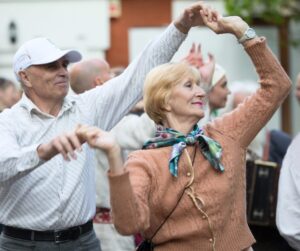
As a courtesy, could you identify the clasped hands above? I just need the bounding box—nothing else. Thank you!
[175,1,249,39]
[37,125,118,161]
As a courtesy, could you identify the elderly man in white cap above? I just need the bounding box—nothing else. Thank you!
[0,2,217,250]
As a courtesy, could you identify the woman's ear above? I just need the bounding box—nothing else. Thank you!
[163,104,171,112]
[163,99,171,112]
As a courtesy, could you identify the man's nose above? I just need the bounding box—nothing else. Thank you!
[58,65,68,76]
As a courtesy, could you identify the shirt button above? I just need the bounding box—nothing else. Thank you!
[209,238,213,242]
[186,172,191,177]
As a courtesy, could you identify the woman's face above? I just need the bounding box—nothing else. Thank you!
[208,76,230,110]
[165,76,206,124]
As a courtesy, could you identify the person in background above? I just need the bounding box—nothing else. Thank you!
[206,63,230,120]
[0,77,21,112]
[276,73,300,251]
[276,133,300,251]
[76,7,291,251]
[0,77,21,233]
[70,58,154,251]
[0,2,211,250]
[70,58,112,94]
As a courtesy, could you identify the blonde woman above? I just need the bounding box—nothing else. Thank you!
[76,6,291,251]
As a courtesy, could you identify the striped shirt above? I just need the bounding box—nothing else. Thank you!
[0,23,186,231]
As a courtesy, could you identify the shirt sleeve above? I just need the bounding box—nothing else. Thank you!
[77,23,187,131]
[210,37,291,149]
[276,134,300,251]
[111,113,155,150]
[0,118,45,182]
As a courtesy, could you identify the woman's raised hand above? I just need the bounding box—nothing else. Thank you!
[200,10,249,40]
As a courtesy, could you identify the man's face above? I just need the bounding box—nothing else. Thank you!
[23,57,69,102]
[296,74,300,104]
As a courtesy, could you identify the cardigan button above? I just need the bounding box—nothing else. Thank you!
[186,172,191,177]
[209,238,213,242]
[202,215,206,219]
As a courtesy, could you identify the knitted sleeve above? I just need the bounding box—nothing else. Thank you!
[211,37,291,149]
[108,150,154,235]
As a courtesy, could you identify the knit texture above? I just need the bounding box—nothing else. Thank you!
[109,37,291,251]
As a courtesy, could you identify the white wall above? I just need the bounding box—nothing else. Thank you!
[0,0,110,84]
[129,0,283,131]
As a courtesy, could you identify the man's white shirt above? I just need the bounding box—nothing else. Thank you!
[0,23,186,231]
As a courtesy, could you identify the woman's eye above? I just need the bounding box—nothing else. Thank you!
[184,82,192,88]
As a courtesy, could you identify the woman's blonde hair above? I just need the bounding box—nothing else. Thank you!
[144,62,200,125]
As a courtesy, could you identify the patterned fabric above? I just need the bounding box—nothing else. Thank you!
[93,208,112,224]
[143,124,224,176]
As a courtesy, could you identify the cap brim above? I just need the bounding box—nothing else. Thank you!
[31,49,82,66]
[62,49,82,63]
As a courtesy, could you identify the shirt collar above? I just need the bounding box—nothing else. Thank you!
[19,93,76,118]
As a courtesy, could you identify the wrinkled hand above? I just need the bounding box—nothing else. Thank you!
[75,124,119,155]
[175,1,219,33]
[37,130,84,161]
[200,12,249,39]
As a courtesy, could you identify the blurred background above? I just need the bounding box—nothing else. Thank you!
[0,1,299,250]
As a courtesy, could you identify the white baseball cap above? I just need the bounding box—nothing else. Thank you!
[13,37,82,80]
[212,64,226,87]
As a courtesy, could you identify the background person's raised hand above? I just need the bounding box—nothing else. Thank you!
[199,52,215,87]
[182,43,215,87]
[182,43,204,69]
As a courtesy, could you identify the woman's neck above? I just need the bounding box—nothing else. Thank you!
[163,117,196,135]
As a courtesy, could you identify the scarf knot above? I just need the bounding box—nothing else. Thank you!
[143,125,224,177]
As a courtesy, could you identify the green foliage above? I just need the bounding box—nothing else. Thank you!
[224,0,300,25]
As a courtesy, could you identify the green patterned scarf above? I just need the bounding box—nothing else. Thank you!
[143,124,224,177]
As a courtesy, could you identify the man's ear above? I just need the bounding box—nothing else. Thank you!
[94,77,104,87]
[19,70,32,88]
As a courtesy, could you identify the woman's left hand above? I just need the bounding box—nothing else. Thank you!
[200,11,249,40]
[76,124,120,155]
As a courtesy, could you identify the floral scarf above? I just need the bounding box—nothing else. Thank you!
[143,124,224,177]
